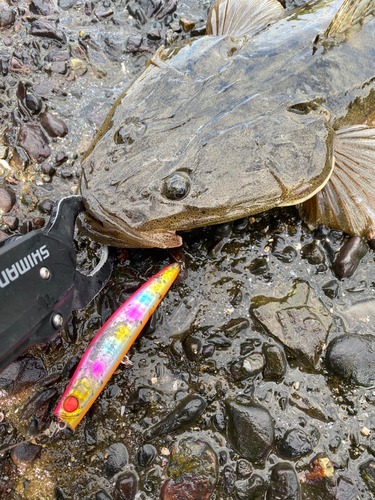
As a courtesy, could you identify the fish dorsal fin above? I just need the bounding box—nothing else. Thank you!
[299,125,375,238]
[206,0,284,39]
[323,0,375,43]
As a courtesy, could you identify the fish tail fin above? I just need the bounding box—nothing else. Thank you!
[299,125,375,238]
[206,0,284,39]
[322,0,375,44]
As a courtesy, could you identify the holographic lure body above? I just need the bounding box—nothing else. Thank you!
[54,262,179,429]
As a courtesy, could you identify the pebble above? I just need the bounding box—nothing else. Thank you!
[333,236,368,278]
[302,454,335,497]
[30,19,67,44]
[278,429,312,460]
[103,442,128,479]
[11,443,42,468]
[0,188,16,214]
[223,465,236,495]
[225,400,274,463]
[40,112,68,138]
[17,124,51,163]
[326,333,375,386]
[230,353,265,381]
[19,387,58,421]
[126,35,143,53]
[267,463,301,500]
[29,0,54,16]
[25,92,43,114]
[161,438,218,500]
[322,280,339,299]
[301,241,325,265]
[336,476,359,500]
[137,444,156,467]
[156,0,177,20]
[70,59,87,77]
[2,215,18,230]
[179,18,195,31]
[113,472,137,500]
[235,475,265,500]
[145,394,207,439]
[10,146,30,170]
[38,198,54,214]
[236,459,253,478]
[50,61,67,74]
[262,344,287,381]
[147,28,161,40]
[0,4,15,29]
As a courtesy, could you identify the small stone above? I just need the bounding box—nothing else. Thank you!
[235,475,265,500]
[179,18,195,31]
[262,344,287,381]
[0,4,15,29]
[326,333,375,387]
[147,28,161,40]
[183,336,202,361]
[0,356,45,397]
[50,61,67,74]
[41,162,56,176]
[55,151,68,165]
[267,463,301,500]
[156,0,176,19]
[137,444,156,467]
[336,477,359,500]
[10,146,29,170]
[62,356,80,379]
[25,92,42,114]
[58,0,77,10]
[70,59,87,77]
[30,0,54,16]
[30,19,67,44]
[278,429,312,460]
[225,400,274,463]
[360,460,375,493]
[333,236,368,278]
[113,472,137,500]
[2,215,18,230]
[20,388,58,422]
[0,188,16,214]
[230,353,265,381]
[236,459,253,478]
[223,465,236,495]
[11,443,42,468]
[301,241,325,265]
[249,257,269,275]
[17,124,51,163]
[103,443,128,479]
[302,454,335,498]
[161,438,218,500]
[38,199,54,214]
[126,35,142,52]
[361,427,370,437]
[322,280,339,299]
[85,1,94,15]
[40,112,68,138]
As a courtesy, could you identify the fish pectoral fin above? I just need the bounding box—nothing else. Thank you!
[299,125,375,238]
[319,0,375,46]
[206,0,284,39]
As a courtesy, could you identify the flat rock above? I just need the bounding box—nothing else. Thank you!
[251,281,332,368]
[17,124,51,163]
[326,333,375,386]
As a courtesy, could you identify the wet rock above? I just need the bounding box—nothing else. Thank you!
[58,0,77,10]
[267,463,301,500]
[336,476,358,500]
[84,422,97,446]
[230,353,265,381]
[145,394,207,439]
[20,388,58,421]
[10,146,30,170]
[301,241,325,265]
[50,61,67,74]
[113,472,137,500]
[236,459,253,478]
[62,355,80,379]
[37,372,61,387]
[126,35,142,53]
[289,391,332,422]
[11,443,42,468]
[326,333,375,386]
[147,28,161,40]
[30,0,54,16]
[180,18,195,31]
[70,59,87,77]
[273,245,298,263]
[278,429,312,460]
[183,336,202,361]
[40,112,68,138]
[34,81,53,99]
[0,52,9,76]
[0,188,16,214]
[2,215,18,230]
[30,20,67,44]
[38,198,54,214]
[55,151,68,165]
[262,344,287,381]
[127,1,147,24]
[360,460,375,493]
[161,438,218,500]
[251,281,332,368]
[17,124,51,163]
[137,444,156,467]
[0,356,47,396]
[223,465,236,495]
[322,280,339,299]
[333,236,368,278]
[103,442,128,479]
[0,4,15,29]
[96,491,112,500]
[225,400,274,463]
[156,0,177,19]
[302,454,335,497]
[249,257,269,275]
[212,411,225,431]
[223,317,249,337]
[235,475,265,500]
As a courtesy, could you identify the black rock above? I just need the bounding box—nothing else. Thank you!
[333,236,368,278]
[113,472,137,500]
[322,280,339,299]
[30,20,67,44]
[301,241,325,265]
[38,372,61,387]
[267,463,301,500]
[326,333,375,386]
[262,344,287,381]
[225,400,274,463]
[11,443,42,467]
[278,429,312,460]
[25,92,43,114]
[137,444,156,467]
[62,356,80,379]
[20,388,58,421]
[0,356,47,396]
[103,443,129,479]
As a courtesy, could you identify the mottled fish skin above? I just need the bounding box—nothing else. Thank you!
[80,0,375,248]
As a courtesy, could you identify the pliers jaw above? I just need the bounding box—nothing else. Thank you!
[0,195,113,373]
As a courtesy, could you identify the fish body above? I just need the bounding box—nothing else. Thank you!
[54,262,179,429]
[80,0,375,247]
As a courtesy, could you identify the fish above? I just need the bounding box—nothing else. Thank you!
[79,0,375,248]
[54,262,179,429]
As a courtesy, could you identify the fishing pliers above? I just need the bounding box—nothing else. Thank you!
[0,195,114,373]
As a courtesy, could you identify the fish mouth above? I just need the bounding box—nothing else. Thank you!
[79,207,183,249]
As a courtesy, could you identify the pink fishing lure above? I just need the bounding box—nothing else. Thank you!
[54,262,179,429]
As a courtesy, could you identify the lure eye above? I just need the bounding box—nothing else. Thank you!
[162,172,191,201]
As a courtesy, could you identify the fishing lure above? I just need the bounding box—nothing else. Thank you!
[54,262,179,429]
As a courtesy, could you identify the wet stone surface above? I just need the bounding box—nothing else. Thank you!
[1,0,375,498]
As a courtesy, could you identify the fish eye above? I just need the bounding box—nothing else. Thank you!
[162,172,191,201]
[114,127,135,145]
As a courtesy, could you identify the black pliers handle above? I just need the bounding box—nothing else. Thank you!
[0,196,113,373]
